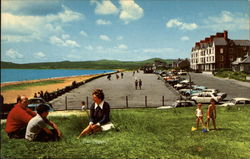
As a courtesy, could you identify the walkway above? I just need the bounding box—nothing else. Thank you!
[50,71,179,110]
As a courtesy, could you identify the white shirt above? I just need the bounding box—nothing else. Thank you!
[196,108,203,117]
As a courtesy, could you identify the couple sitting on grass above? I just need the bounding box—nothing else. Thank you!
[195,98,217,131]
[5,89,112,142]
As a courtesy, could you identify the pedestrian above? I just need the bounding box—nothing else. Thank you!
[25,104,62,142]
[139,79,142,90]
[116,74,119,80]
[5,96,36,139]
[135,79,138,90]
[16,95,21,103]
[133,71,135,76]
[195,103,205,130]
[206,98,217,131]
[107,74,111,80]
[121,72,124,79]
[77,89,110,138]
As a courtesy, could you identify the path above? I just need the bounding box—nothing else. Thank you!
[50,71,179,110]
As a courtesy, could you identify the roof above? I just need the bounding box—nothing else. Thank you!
[213,38,227,45]
[233,40,250,46]
[241,56,250,64]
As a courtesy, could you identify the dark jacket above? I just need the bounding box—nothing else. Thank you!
[89,101,110,125]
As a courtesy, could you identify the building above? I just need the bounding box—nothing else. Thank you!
[190,31,250,72]
[232,54,250,73]
[172,58,190,70]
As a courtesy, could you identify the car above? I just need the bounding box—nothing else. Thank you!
[220,98,250,106]
[28,98,54,112]
[192,89,227,100]
[179,85,207,96]
[191,92,222,103]
[178,71,188,75]
[157,100,196,109]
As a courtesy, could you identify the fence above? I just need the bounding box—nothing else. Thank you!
[56,95,175,111]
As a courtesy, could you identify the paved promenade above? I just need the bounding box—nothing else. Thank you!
[50,71,179,110]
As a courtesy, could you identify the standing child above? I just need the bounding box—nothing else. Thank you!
[195,103,205,129]
[81,101,86,111]
[206,98,217,131]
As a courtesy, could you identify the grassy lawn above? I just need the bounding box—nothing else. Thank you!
[1,79,65,92]
[215,70,248,81]
[1,106,250,159]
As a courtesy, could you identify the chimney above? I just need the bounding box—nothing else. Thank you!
[224,30,228,40]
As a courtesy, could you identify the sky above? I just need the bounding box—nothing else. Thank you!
[1,0,249,63]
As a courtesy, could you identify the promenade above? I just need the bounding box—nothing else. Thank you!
[50,71,179,110]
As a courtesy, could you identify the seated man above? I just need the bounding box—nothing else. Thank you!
[5,96,36,139]
[25,104,62,142]
[77,89,110,138]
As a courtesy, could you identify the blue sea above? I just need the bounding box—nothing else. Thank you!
[1,69,115,83]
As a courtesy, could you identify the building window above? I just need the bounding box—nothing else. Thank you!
[230,56,233,61]
[220,63,224,68]
[229,48,233,54]
[220,48,223,54]
[221,55,224,61]
[212,56,214,62]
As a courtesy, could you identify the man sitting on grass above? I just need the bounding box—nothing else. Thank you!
[5,96,36,139]
[77,89,111,138]
[25,104,62,142]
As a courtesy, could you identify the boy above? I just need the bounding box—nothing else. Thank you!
[25,104,62,142]
[206,98,217,131]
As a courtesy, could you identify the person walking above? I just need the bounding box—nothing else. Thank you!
[135,80,138,90]
[139,79,142,90]
[121,72,124,79]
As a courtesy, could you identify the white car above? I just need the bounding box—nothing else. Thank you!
[192,89,227,100]
[220,98,250,106]
[191,92,221,103]
[157,100,196,109]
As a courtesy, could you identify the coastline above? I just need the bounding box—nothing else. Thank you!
[1,73,105,103]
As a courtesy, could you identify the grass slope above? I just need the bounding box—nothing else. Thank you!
[1,106,250,159]
[1,58,174,70]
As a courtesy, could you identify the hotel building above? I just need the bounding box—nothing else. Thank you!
[190,31,250,71]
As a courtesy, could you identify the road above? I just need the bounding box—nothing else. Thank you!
[188,73,250,100]
[50,71,179,110]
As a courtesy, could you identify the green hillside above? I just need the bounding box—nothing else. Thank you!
[1,58,174,70]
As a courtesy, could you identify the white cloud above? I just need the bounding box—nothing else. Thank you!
[203,11,249,30]
[99,35,111,41]
[96,19,112,25]
[62,34,70,40]
[6,49,24,59]
[181,36,190,41]
[119,0,144,24]
[116,44,128,49]
[92,0,119,15]
[49,36,80,48]
[166,19,198,30]
[34,52,46,59]
[116,36,124,40]
[80,31,88,37]
[2,5,83,42]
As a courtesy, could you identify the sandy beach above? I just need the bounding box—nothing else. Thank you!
[1,74,102,103]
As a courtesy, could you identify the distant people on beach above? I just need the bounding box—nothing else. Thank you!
[0,94,4,106]
[133,71,135,76]
[135,79,138,90]
[16,95,21,103]
[25,104,62,142]
[107,74,111,80]
[116,74,119,80]
[121,72,124,79]
[77,89,110,138]
[138,79,142,90]
[34,93,38,98]
[206,98,217,131]
[5,96,36,139]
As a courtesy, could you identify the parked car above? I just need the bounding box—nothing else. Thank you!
[192,89,227,100]
[28,98,54,111]
[157,100,196,109]
[220,98,250,106]
[180,85,207,96]
[178,71,188,75]
[191,92,222,103]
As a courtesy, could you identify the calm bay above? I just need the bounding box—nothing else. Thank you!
[1,69,115,83]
